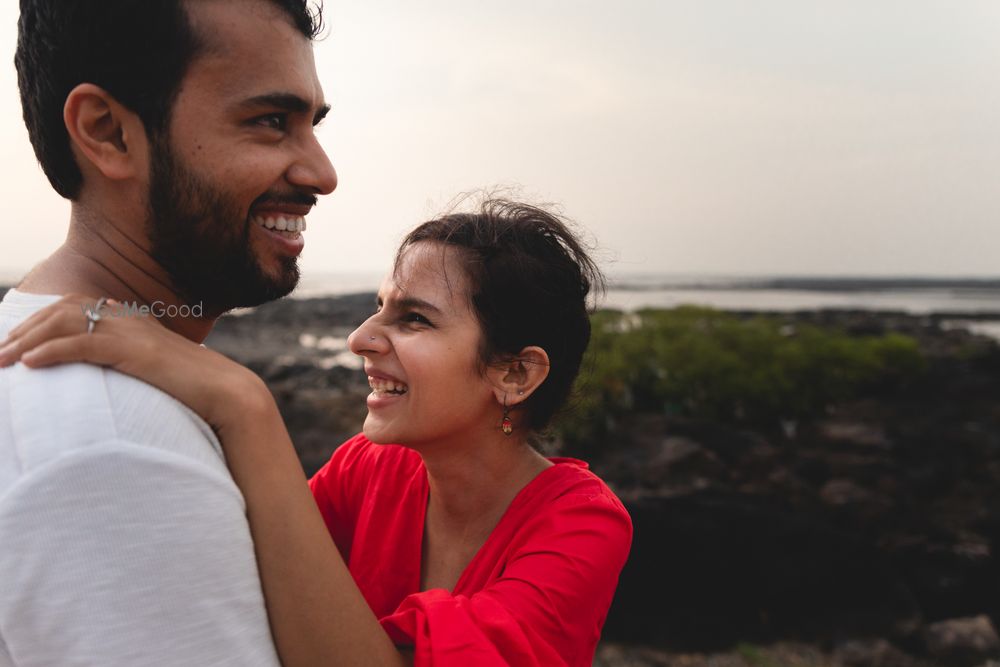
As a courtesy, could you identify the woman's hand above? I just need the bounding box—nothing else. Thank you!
[0,294,271,434]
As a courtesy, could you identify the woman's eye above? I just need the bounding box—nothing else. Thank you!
[403,312,431,326]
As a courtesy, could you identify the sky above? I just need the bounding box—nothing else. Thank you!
[1,0,999,281]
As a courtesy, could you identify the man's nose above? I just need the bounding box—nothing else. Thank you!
[288,135,337,195]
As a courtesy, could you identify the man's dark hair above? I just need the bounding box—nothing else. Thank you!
[398,198,605,433]
[15,0,323,200]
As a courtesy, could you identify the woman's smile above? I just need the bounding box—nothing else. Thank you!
[365,367,410,405]
[367,376,408,396]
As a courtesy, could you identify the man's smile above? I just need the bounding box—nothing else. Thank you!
[252,214,306,235]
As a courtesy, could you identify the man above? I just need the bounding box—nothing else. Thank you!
[0,0,336,663]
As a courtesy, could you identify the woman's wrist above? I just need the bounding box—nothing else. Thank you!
[211,367,306,490]
[208,364,278,436]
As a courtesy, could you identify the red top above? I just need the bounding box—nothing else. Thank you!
[309,434,632,666]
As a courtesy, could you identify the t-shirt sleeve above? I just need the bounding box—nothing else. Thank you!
[0,442,280,667]
[379,491,633,667]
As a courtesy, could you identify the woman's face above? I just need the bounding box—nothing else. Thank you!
[347,241,499,448]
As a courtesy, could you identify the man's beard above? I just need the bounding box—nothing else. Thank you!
[146,138,301,316]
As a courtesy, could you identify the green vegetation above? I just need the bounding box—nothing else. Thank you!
[735,643,782,667]
[555,306,925,447]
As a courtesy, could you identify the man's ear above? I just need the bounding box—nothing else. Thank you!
[63,83,146,182]
[487,346,550,407]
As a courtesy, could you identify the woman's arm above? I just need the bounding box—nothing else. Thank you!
[0,296,410,667]
[221,382,411,667]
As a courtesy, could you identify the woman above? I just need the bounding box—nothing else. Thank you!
[0,199,631,666]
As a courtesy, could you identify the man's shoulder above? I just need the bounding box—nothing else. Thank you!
[0,360,226,487]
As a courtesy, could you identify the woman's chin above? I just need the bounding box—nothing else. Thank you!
[362,418,398,445]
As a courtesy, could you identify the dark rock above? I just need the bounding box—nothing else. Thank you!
[653,436,703,467]
[602,493,921,649]
[818,420,892,448]
[820,478,874,507]
[833,638,917,667]
[922,615,1000,666]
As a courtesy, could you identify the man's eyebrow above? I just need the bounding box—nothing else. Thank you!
[239,93,332,124]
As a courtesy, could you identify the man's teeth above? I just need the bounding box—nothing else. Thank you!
[368,376,408,395]
[251,215,307,234]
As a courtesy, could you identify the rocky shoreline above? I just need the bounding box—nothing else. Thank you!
[207,294,1000,667]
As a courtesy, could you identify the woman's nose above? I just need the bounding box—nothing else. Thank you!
[348,317,384,355]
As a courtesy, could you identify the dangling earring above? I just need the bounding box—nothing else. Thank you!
[501,393,513,436]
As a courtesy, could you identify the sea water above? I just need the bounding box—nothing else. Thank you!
[292,272,1000,315]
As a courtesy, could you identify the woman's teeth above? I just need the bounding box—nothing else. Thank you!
[368,377,408,395]
[252,215,307,237]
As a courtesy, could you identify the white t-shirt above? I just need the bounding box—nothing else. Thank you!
[0,289,280,666]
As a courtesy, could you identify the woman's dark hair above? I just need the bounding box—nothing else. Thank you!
[15,0,323,200]
[397,197,605,432]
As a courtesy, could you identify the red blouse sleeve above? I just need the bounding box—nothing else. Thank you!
[379,491,632,667]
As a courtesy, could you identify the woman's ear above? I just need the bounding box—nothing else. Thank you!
[487,345,550,407]
[63,83,146,183]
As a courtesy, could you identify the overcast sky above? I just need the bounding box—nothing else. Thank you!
[2,0,999,281]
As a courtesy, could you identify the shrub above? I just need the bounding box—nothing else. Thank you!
[556,306,925,448]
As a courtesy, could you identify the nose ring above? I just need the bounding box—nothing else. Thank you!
[369,336,376,342]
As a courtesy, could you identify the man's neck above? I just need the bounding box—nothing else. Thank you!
[18,210,217,343]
